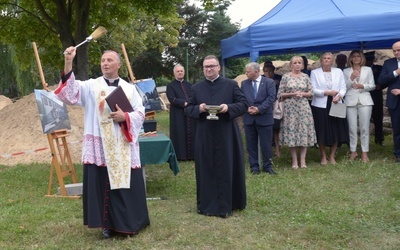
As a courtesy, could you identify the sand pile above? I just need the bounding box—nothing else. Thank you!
[0,91,84,166]
[0,95,13,110]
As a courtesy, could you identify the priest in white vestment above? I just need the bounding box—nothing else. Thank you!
[55,47,149,238]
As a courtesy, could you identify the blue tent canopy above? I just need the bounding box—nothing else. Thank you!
[221,0,400,62]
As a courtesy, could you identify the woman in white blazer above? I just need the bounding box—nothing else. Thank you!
[311,52,348,165]
[343,50,375,162]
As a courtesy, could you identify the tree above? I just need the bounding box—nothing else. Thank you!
[164,0,240,83]
[0,43,35,97]
[0,0,184,83]
[0,43,17,97]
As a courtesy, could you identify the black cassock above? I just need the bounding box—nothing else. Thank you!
[166,79,195,160]
[185,76,248,217]
[83,165,149,234]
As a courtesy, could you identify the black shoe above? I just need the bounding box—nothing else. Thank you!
[102,229,114,239]
[263,169,277,175]
[375,140,384,146]
[251,170,260,175]
[395,157,400,163]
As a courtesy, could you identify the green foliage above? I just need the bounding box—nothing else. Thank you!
[164,0,240,83]
[0,43,18,97]
[310,53,323,61]
[0,0,242,96]
[0,0,185,91]
[0,43,35,98]
[155,75,173,86]
[1,112,400,249]
[224,57,249,79]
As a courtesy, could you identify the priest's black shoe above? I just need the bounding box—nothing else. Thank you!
[251,170,260,175]
[395,157,400,163]
[102,229,114,239]
[263,169,277,175]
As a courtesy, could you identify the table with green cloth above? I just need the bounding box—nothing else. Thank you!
[139,132,179,175]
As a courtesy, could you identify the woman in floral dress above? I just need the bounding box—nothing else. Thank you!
[278,56,316,169]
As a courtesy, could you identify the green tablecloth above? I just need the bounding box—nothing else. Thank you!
[139,133,179,175]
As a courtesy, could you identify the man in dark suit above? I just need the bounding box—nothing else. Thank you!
[365,51,384,146]
[378,41,400,162]
[241,62,277,174]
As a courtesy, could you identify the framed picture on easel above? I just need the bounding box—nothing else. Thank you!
[136,78,162,111]
[34,89,71,134]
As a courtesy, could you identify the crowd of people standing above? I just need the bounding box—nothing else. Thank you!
[256,46,400,167]
[163,45,400,218]
[168,44,400,178]
[65,41,393,236]
[55,41,399,238]
[166,43,400,220]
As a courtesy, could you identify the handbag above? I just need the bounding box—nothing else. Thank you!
[329,99,347,118]
[273,99,284,120]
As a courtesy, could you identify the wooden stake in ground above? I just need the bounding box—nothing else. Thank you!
[121,43,136,83]
[32,42,79,199]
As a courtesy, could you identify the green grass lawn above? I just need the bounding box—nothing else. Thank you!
[1,111,400,249]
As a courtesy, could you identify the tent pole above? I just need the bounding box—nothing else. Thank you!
[222,59,226,77]
[185,48,189,81]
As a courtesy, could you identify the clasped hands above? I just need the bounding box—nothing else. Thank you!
[350,70,363,89]
[325,90,341,103]
[294,91,304,98]
[248,106,259,115]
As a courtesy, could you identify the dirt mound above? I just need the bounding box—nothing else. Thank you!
[0,90,84,166]
[0,95,12,110]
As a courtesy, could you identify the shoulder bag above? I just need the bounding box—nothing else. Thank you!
[329,98,347,118]
[273,99,284,120]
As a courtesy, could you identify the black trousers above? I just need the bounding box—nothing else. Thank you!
[370,89,384,143]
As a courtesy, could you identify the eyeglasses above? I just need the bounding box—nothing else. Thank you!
[203,65,219,69]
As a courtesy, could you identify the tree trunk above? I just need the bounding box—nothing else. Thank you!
[51,0,91,80]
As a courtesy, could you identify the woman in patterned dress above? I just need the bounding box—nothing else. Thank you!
[278,56,316,169]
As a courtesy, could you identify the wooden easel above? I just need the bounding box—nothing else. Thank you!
[32,42,80,199]
[45,129,79,198]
